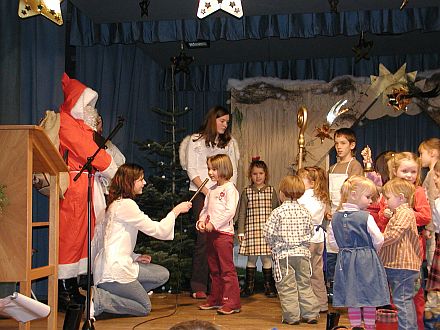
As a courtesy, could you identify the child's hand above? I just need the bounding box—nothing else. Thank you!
[196,221,206,232]
[205,222,214,232]
[424,230,433,239]
[384,208,393,219]
[238,235,244,243]
[325,212,333,220]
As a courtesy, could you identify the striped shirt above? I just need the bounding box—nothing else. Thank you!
[379,203,422,271]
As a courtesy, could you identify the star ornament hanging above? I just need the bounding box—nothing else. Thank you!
[352,31,373,63]
[197,0,243,19]
[18,0,63,25]
[314,124,335,143]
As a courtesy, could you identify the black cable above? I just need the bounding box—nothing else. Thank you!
[131,213,185,329]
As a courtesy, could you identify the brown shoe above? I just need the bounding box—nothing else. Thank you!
[301,316,319,324]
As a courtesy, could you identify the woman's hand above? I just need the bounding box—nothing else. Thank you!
[172,202,192,217]
[136,254,152,264]
[238,234,244,243]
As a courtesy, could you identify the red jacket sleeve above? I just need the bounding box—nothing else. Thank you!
[413,186,431,227]
[376,194,389,233]
[59,112,112,172]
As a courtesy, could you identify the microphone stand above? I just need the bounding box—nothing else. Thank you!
[73,117,124,330]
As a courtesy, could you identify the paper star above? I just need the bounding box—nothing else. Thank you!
[315,124,335,143]
[370,63,417,105]
[197,0,243,19]
[18,0,63,25]
[139,0,150,17]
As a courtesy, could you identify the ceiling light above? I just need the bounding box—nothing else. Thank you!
[197,0,243,19]
[18,0,63,25]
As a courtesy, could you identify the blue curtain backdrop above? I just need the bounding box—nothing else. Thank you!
[1,1,439,298]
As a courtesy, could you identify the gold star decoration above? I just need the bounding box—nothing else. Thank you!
[197,0,243,19]
[314,124,335,143]
[370,63,417,106]
[18,0,63,25]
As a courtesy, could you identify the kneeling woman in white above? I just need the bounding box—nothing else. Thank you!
[91,163,192,318]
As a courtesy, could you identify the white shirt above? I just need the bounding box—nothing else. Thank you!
[298,188,326,243]
[198,181,239,235]
[92,198,176,285]
[433,198,440,233]
[328,203,384,252]
[186,134,239,191]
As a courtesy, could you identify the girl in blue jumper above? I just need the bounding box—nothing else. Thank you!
[328,175,390,330]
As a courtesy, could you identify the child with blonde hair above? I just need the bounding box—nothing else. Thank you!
[196,154,241,315]
[297,166,329,312]
[380,177,422,330]
[379,151,431,329]
[264,175,319,325]
[328,175,389,330]
[236,159,279,298]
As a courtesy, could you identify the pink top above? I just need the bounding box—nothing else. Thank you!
[198,181,239,235]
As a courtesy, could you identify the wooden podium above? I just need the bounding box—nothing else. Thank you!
[0,126,68,330]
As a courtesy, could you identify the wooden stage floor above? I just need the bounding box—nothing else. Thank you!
[0,292,349,329]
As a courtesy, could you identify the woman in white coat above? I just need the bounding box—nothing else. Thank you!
[183,106,240,299]
[91,163,192,318]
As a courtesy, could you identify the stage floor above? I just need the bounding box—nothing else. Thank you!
[0,292,349,329]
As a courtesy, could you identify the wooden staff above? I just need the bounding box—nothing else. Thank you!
[297,106,308,169]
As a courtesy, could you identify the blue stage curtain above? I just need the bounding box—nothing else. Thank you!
[70,7,440,46]
[0,1,66,125]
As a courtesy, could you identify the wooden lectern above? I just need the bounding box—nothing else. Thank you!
[0,126,68,330]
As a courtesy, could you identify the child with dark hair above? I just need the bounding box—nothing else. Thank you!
[235,159,279,298]
[327,127,363,299]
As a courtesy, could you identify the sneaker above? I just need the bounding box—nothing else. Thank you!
[191,291,207,299]
[301,316,319,324]
[217,306,240,315]
[282,319,300,325]
[199,303,222,310]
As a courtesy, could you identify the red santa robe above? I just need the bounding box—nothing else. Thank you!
[58,73,117,279]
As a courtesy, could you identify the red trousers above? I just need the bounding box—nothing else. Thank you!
[206,232,241,310]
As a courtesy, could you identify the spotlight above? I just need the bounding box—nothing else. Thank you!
[18,0,63,25]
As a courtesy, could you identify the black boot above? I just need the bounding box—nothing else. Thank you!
[326,311,340,330]
[58,278,86,312]
[240,267,256,297]
[262,268,277,298]
[62,303,83,330]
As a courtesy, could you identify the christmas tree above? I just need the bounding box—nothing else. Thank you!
[135,53,194,293]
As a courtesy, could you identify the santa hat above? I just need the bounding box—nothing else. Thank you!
[60,73,99,126]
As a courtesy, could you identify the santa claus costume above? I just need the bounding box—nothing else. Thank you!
[57,73,118,310]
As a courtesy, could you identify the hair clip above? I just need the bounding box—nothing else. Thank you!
[251,156,261,161]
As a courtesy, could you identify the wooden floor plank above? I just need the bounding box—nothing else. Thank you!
[0,293,349,329]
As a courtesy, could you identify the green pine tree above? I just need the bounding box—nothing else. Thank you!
[134,63,194,293]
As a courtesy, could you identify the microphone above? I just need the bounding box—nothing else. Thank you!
[189,178,209,202]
